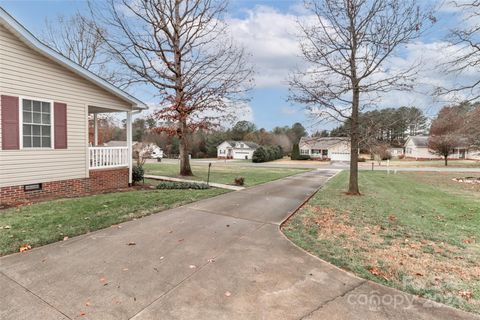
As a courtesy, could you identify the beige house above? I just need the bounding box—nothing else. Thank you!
[0,8,146,205]
[404,136,480,160]
[299,137,351,161]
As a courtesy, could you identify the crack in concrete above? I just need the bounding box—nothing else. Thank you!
[128,222,267,320]
[0,271,73,320]
[298,280,367,320]
[185,206,280,225]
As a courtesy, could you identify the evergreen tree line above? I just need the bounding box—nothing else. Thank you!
[314,107,428,149]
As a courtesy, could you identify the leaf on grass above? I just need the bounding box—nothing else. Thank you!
[459,290,473,300]
[189,265,197,269]
[79,311,86,316]
[63,236,69,241]
[368,267,381,276]
[127,242,136,246]
[19,244,31,253]
[224,291,232,297]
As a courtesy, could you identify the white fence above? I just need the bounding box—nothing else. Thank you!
[89,147,129,169]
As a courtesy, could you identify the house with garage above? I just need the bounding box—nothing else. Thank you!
[217,141,259,160]
[105,141,163,159]
[299,137,351,161]
[0,8,147,205]
[404,136,480,160]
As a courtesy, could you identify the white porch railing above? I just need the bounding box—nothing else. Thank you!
[89,147,129,169]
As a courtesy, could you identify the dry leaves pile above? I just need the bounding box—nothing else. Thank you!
[303,205,480,307]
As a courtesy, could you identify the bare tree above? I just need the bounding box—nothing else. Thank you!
[439,1,480,101]
[89,0,253,176]
[42,14,122,85]
[290,0,435,194]
[428,105,465,166]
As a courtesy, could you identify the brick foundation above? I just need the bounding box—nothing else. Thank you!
[0,168,129,206]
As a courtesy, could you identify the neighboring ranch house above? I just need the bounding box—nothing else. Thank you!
[217,141,259,160]
[299,137,351,161]
[404,136,480,160]
[105,141,164,159]
[0,8,146,205]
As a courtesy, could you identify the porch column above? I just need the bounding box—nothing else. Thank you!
[126,111,133,184]
[93,113,98,146]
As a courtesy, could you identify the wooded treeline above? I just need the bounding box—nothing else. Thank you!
[315,107,428,149]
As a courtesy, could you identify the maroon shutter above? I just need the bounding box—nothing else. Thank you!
[54,102,67,149]
[1,95,20,150]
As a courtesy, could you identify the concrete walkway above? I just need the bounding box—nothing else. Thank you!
[0,170,477,320]
[144,174,245,191]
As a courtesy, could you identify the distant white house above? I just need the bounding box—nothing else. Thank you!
[105,141,163,159]
[404,136,480,160]
[217,141,259,160]
[389,147,404,158]
[299,137,351,161]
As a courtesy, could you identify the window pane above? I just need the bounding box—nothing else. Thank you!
[32,125,41,135]
[41,102,50,114]
[23,111,32,123]
[41,126,51,136]
[42,137,51,148]
[23,99,32,111]
[23,124,31,135]
[32,100,41,112]
[32,112,41,124]
[23,136,32,148]
[42,113,50,124]
[32,137,41,148]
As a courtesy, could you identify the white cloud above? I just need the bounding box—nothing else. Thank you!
[227,6,306,88]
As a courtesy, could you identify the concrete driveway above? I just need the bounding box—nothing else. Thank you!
[0,170,477,320]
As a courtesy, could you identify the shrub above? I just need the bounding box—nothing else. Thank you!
[252,146,267,163]
[234,177,245,186]
[297,155,311,160]
[291,143,300,160]
[156,181,210,189]
[132,165,144,184]
[252,145,284,163]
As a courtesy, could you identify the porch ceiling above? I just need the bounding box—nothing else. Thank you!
[88,105,132,113]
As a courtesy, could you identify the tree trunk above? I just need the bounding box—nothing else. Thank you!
[444,155,448,166]
[179,119,193,176]
[348,86,360,195]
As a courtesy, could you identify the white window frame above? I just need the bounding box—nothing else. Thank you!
[19,96,55,150]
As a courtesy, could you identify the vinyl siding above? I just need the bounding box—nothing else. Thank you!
[0,24,132,187]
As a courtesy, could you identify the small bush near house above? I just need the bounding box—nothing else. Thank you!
[252,145,283,163]
[234,177,245,186]
[132,165,145,184]
[297,155,311,161]
[291,143,300,160]
[156,181,210,189]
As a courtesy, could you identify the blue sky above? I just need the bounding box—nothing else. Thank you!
[0,0,468,132]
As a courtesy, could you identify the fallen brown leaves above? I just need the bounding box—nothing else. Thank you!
[306,205,480,307]
[19,244,31,252]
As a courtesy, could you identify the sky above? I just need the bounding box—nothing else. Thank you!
[0,0,475,133]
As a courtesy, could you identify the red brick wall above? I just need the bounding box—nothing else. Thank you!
[0,168,129,206]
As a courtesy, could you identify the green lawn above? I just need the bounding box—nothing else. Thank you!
[377,159,480,168]
[283,171,480,314]
[144,162,310,186]
[0,188,227,256]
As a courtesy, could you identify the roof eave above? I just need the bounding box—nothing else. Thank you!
[0,7,148,111]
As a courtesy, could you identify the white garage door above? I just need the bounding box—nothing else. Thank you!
[330,152,351,161]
